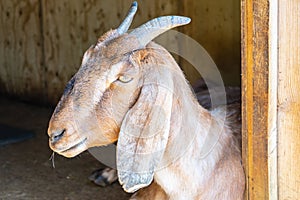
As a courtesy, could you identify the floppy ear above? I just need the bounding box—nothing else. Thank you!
[117,52,174,193]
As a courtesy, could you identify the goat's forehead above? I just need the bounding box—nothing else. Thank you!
[76,34,137,83]
[81,45,129,70]
[75,57,126,86]
[66,61,125,107]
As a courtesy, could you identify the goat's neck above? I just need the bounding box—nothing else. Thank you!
[141,44,243,199]
[169,71,221,162]
[155,71,229,198]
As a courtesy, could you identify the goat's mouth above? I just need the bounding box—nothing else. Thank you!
[54,138,88,157]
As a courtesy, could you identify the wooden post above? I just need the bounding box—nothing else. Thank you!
[277,0,300,198]
[242,0,300,199]
[241,0,270,199]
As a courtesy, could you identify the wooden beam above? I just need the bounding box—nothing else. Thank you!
[241,0,270,199]
[277,0,300,199]
[242,0,300,199]
[268,0,278,199]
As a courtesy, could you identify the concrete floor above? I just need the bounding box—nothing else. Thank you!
[0,96,130,200]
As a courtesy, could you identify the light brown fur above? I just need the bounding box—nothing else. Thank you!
[48,22,245,199]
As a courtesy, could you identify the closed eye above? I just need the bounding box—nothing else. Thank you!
[117,75,133,83]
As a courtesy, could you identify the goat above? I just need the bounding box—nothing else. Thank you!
[48,2,245,199]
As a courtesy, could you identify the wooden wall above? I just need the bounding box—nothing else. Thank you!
[0,0,240,104]
[0,0,45,102]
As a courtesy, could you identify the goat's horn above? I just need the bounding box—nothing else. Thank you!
[129,16,191,47]
[117,1,138,34]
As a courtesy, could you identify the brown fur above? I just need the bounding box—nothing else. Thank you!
[130,182,168,200]
[48,24,245,199]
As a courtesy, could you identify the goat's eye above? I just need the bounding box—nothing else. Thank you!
[117,75,133,83]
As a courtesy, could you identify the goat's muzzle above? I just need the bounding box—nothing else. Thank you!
[48,123,88,158]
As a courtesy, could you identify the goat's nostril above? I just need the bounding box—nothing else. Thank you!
[50,129,66,143]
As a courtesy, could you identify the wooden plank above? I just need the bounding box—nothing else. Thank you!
[241,0,270,199]
[277,0,300,199]
[0,0,44,102]
[268,0,278,199]
[242,0,300,199]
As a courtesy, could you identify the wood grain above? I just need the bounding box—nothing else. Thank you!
[268,0,278,199]
[242,0,300,199]
[0,0,44,102]
[278,0,300,199]
[241,0,270,199]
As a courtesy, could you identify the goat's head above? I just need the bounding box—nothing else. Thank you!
[48,2,190,192]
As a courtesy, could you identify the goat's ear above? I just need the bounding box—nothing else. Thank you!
[117,57,174,193]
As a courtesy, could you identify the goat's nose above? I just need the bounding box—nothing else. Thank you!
[49,129,65,143]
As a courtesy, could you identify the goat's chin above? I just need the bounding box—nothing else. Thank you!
[50,139,88,158]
